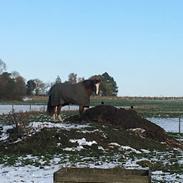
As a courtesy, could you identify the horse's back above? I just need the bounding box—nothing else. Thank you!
[49,82,89,106]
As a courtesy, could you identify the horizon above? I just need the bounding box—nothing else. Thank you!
[1,0,183,97]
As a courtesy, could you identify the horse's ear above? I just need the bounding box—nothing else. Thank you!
[90,77,101,84]
[95,78,101,84]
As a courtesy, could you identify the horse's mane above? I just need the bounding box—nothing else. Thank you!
[49,78,100,93]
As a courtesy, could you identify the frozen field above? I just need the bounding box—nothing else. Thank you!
[0,105,183,182]
[1,159,182,183]
[0,121,183,183]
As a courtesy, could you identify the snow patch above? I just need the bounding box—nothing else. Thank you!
[29,122,89,132]
[0,164,60,183]
[70,138,97,146]
[109,142,121,147]
[0,125,15,141]
[120,146,142,154]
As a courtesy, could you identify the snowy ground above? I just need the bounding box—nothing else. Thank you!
[0,113,183,182]
[0,147,183,183]
[1,161,182,183]
[0,164,60,183]
[0,122,183,183]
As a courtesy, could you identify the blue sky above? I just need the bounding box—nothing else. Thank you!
[0,0,183,96]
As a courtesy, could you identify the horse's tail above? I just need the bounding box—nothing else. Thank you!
[47,95,54,115]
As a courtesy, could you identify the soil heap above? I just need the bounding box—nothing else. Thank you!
[81,105,182,149]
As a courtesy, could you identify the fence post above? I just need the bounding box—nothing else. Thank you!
[179,117,181,134]
[12,104,15,113]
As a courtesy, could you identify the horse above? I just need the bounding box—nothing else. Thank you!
[47,78,101,121]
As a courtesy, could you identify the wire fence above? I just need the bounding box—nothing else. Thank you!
[0,104,79,115]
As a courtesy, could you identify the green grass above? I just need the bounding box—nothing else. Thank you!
[90,97,183,117]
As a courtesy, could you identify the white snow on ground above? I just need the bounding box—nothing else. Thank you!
[1,162,182,183]
[0,122,90,142]
[29,121,90,132]
[63,138,97,152]
[151,171,183,183]
[81,129,101,133]
[0,116,183,182]
[108,143,144,154]
[0,148,183,182]
[123,159,142,169]
[0,125,15,141]
[70,138,97,146]
[108,142,121,147]
[0,160,134,183]
[0,164,60,183]
[119,146,142,154]
[141,149,150,153]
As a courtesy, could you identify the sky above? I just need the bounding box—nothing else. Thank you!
[0,0,183,97]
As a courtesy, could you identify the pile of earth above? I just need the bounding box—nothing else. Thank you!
[1,105,183,156]
[0,118,173,155]
[76,105,182,149]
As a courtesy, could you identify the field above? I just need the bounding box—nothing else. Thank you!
[2,96,183,117]
[0,97,183,182]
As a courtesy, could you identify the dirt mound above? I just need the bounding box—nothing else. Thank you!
[81,105,183,148]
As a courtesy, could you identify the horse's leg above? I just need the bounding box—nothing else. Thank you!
[52,106,57,121]
[57,105,63,121]
[79,105,84,115]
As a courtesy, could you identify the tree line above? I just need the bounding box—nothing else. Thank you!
[0,60,118,100]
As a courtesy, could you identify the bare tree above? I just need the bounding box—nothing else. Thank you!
[0,59,6,74]
[77,77,85,83]
[11,71,20,78]
[55,75,62,83]
[34,79,46,95]
[68,73,77,84]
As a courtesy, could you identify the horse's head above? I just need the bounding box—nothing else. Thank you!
[93,78,101,95]
[82,78,101,95]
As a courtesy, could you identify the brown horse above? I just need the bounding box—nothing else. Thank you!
[47,78,100,121]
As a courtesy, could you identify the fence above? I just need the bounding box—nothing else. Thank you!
[0,105,182,133]
[0,104,79,115]
[148,117,183,134]
[0,104,46,114]
[179,117,181,133]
